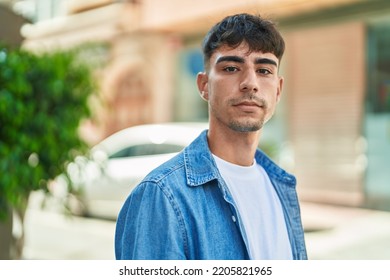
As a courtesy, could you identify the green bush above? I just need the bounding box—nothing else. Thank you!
[0,44,96,220]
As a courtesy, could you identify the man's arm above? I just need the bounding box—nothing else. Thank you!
[115,181,187,259]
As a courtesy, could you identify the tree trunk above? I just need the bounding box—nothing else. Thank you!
[0,202,27,260]
[12,205,27,259]
[0,210,13,259]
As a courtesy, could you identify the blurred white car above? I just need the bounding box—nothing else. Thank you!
[57,122,208,219]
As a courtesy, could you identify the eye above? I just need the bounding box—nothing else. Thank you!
[223,66,239,72]
[257,68,272,75]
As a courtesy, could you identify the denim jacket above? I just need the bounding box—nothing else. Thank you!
[115,130,307,260]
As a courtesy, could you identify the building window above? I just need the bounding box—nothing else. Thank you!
[367,23,390,113]
[364,21,390,209]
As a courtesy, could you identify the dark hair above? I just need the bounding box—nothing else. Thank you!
[202,13,285,68]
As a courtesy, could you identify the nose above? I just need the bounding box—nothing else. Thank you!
[239,70,258,93]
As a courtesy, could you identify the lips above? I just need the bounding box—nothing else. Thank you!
[233,100,265,111]
[235,101,262,107]
[230,96,268,113]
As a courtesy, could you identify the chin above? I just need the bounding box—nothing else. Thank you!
[229,120,263,132]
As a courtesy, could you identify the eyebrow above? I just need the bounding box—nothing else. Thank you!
[255,58,278,67]
[216,55,278,67]
[216,55,244,64]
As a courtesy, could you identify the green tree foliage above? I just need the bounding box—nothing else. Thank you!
[0,45,95,220]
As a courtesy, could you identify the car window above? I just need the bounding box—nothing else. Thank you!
[109,143,185,159]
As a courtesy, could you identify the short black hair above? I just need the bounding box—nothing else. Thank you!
[202,13,285,69]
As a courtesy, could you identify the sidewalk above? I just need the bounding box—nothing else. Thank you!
[301,202,390,259]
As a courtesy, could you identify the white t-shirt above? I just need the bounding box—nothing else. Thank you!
[213,154,293,260]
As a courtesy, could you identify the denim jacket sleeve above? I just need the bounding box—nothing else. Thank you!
[115,180,187,260]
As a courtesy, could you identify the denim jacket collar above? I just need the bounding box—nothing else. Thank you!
[184,130,296,187]
[184,130,219,186]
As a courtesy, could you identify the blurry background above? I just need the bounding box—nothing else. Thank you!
[1,0,390,260]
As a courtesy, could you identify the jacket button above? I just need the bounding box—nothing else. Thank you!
[232,215,236,222]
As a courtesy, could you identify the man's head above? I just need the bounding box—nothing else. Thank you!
[197,13,285,134]
[202,13,285,72]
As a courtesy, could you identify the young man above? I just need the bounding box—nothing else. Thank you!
[115,13,307,260]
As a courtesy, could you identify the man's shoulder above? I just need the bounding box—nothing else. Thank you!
[144,130,211,182]
[142,151,186,184]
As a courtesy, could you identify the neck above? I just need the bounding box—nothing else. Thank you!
[207,124,261,166]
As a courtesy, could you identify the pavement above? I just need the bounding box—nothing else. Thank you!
[20,193,390,260]
[301,202,390,259]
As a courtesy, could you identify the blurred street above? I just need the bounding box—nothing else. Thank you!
[301,202,390,259]
[22,206,115,260]
[21,193,390,260]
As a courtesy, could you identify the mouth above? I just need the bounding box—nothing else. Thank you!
[235,101,262,107]
[233,101,264,112]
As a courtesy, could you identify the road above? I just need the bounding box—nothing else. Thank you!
[22,192,115,260]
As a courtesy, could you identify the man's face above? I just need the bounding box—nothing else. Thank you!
[197,42,283,133]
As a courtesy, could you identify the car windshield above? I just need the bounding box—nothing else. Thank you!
[109,143,185,159]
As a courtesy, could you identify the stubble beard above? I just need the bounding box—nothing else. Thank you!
[228,119,264,132]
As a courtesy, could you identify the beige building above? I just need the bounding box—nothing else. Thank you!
[18,0,390,210]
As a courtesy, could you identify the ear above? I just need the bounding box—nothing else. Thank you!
[276,76,284,103]
[196,72,209,101]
